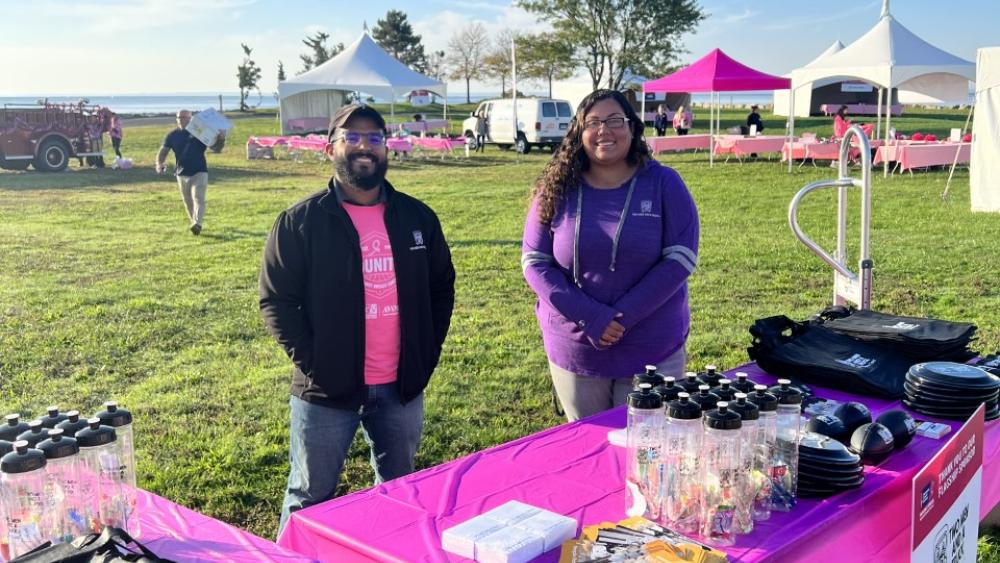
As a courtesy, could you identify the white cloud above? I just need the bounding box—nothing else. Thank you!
[48,0,260,34]
[722,8,755,24]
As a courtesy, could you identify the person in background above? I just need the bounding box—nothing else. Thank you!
[475,110,488,153]
[833,105,851,139]
[746,105,764,135]
[155,109,225,235]
[522,89,700,421]
[673,105,691,136]
[260,104,455,535]
[653,105,669,137]
[109,113,123,158]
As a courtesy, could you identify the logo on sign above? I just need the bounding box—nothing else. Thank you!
[922,482,933,510]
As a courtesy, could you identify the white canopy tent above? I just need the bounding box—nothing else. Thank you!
[971,47,1000,212]
[784,0,975,173]
[773,40,844,117]
[277,33,447,134]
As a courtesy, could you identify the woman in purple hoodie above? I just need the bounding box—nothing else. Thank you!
[522,89,700,421]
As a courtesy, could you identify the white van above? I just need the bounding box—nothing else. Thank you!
[462,98,574,153]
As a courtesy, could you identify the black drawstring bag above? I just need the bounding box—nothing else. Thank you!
[10,527,174,563]
[811,306,977,361]
[748,315,913,399]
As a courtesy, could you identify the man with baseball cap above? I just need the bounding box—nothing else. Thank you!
[260,104,455,533]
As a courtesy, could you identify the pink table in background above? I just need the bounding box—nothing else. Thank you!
[286,118,330,133]
[874,142,971,173]
[410,136,466,158]
[277,363,1000,563]
[111,490,314,563]
[646,134,712,154]
[820,103,903,117]
[286,136,329,153]
[713,135,789,161]
[386,137,414,155]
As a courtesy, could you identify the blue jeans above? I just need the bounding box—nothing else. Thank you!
[277,385,424,535]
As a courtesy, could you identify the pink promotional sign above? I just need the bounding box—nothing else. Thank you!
[911,404,985,562]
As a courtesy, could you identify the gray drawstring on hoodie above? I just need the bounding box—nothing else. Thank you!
[573,174,639,286]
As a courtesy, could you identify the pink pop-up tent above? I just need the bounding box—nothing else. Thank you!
[642,48,791,166]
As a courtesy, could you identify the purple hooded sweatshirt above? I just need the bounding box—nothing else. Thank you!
[522,159,699,378]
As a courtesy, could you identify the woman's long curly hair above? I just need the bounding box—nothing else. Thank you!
[530,89,650,224]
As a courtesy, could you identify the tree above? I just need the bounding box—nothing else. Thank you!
[372,10,427,72]
[426,50,447,81]
[237,43,262,112]
[277,61,286,82]
[299,31,344,73]
[446,23,489,103]
[518,34,575,98]
[482,29,519,98]
[517,0,706,90]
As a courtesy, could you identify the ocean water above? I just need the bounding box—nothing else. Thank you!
[0,93,493,115]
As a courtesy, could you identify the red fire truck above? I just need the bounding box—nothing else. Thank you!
[0,101,112,172]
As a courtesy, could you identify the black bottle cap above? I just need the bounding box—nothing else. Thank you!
[732,372,757,393]
[633,365,666,390]
[770,379,803,405]
[75,418,117,448]
[749,385,778,412]
[0,414,30,442]
[95,401,133,428]
[40,406,70,429]
[730,393,760,421]
[55,410,90,438]
[653,377,681,402]
[37,429,80,459]
[0,440,47,474]
[0,440,12,457]
[628,383,664,410]
[691,385,721,412]
[705,402,743,430]
[16,420,47,448]
[680,372,702,393]
[667,393,702,420]
[714,379,737,402]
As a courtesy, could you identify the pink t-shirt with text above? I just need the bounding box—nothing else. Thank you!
[344,202,400,385]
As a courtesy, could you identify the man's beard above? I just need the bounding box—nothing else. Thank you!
[335,152,387,191]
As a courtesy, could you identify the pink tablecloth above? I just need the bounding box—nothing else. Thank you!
[386,138,413,153]
[783,141,842,161]
[714,135,788,158]
[277,363,1000,562]
[875,142,971,172]
[647,134,712,154]
[100,490,314,563]
[248,136,290,148]
[286,137,329,153]
[820,103,903,117]
[411,137,466,152]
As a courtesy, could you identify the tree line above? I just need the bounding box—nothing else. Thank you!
[237,1,705,110]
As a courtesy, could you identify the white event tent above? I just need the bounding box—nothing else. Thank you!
[783,0,975,173]
[971,47,1000,212]
[772,40,844,118]
[277,33,447,134]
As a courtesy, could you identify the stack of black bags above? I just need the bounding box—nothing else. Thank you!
[749,307,977,400]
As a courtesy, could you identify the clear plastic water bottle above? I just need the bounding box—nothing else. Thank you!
[691,385,721,413]
[732,372,756,394]
[55,411,89,438]
[0,440,12,560]
[39,407,70,430]
[729,393,760,535]
[0,415,30,443]
[37,429,89,544]
[0,441,51,559]
[625,384,664,522]
[16,420,47,449]
[653,376,681,403]
[76,419,128,533]
[699,364,723,388]
[679,372,702,394]
[633,365,666,390]
[714,379,737,402]
[748,385,778,521]
[95,402,138,537]
[700,402,743,546]
[770,380,802,511]
[663,392,702,534]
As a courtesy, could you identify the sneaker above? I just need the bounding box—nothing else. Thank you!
[190,224,202,235]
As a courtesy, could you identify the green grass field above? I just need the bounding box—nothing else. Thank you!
[1,105,999,558]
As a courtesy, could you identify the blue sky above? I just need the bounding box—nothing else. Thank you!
[0,0,993,96]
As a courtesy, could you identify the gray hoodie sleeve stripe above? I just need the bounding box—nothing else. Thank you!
[662,249,697,273]
[521,251,555,272]
[662,244,697,266]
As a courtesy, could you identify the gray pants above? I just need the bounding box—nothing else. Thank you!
[550,346,687,422]
[176,172,208,227]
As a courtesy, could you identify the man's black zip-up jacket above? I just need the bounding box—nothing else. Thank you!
[259,179,455,410]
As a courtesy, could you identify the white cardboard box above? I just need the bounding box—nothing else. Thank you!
[474,527,544,563]
[511,511,577,552]
[186,108,232,147]
[480,501,542,526]
[441,516,507,559]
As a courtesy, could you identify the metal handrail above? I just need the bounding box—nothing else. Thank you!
[788,124,873,309]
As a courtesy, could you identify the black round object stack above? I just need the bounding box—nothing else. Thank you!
[798,431,865,498]
[833,402,873,438]
[903,362,1000,421]
[849,423,896,465]
[875,410,917,448]
[805,415,849,443]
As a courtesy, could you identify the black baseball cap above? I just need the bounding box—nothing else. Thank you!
[328,104,387,140]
